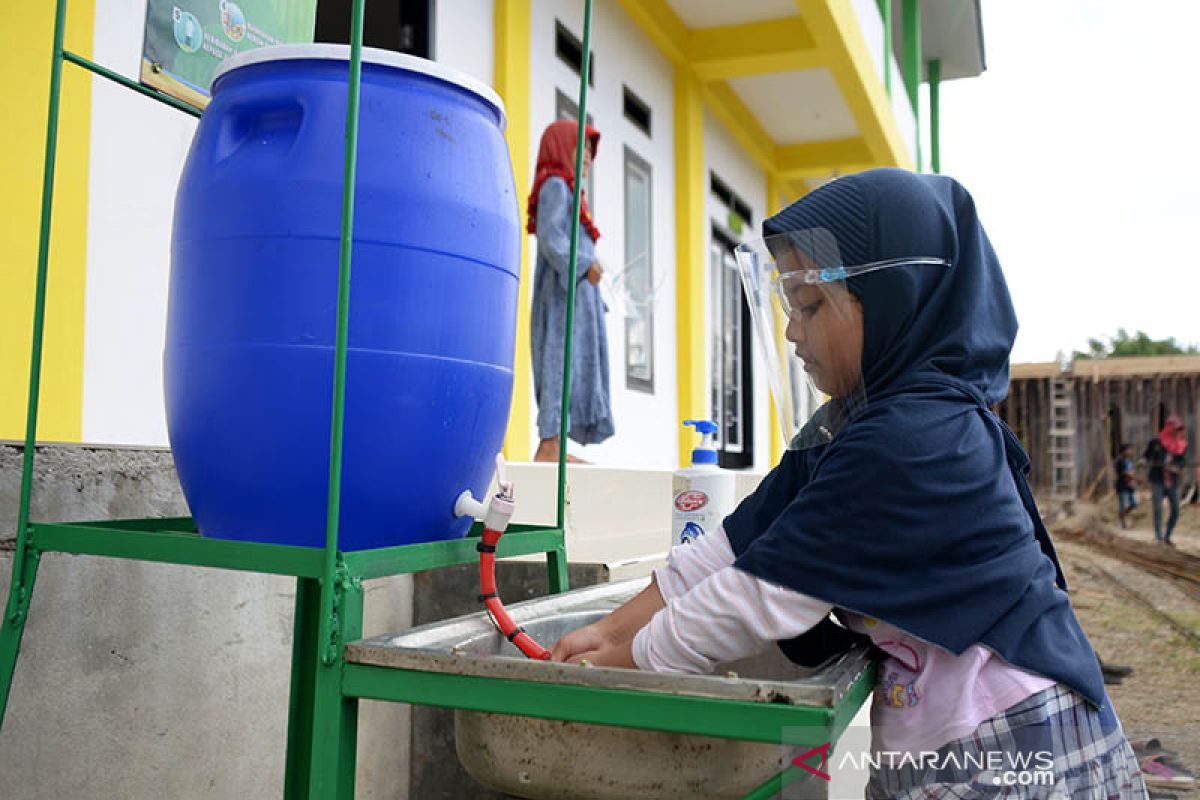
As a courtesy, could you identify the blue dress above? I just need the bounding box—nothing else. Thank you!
[530,177,614,445]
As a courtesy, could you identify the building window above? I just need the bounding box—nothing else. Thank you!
[554,89,595,207]
[315,0,434,58]
[709,173,753,232]
[623,147,654,392]
[622,86,651,137]
[555,20,594,86]
[710,229,754,468]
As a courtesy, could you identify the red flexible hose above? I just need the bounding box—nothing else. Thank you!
[478,526,551,660]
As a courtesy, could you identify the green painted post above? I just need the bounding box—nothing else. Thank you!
[63,51,201,117]
[742,765,811,800]
[317,0,367,667]
[902,0,922,172]
[1,0,67,730]
[306,574,363,799]
[283,578,320,799]
[555,0,594,534]
[547,546,570,594]
[0,548,41,725]
[928,58,941,174]
[332,579,363,798]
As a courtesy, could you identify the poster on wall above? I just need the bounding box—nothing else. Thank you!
[141,0,317,109]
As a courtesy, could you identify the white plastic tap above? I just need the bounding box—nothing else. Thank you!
[454,453,516,533]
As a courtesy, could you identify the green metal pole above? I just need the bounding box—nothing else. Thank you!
[928,58,941,174]
[741,765,810,800]
[307,575,362,798]
[876,0,892,97]
[902,0,922,172]
[555,0,595,531]
[318,0,367,666]
[0,549,41,729]
[63,51,201,118]
[13,0,67,606]
[547,546,569,594]
[2,0,68,726]
[283,578,319,799]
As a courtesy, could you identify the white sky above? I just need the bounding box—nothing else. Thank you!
[936,0,1200,363]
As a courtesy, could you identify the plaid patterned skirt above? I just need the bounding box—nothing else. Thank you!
[866,684,1148,799]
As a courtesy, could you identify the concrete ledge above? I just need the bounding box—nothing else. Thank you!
[0,445,768,798]
[0,443,412,800]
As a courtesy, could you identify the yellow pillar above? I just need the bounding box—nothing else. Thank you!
[0,0,93,441]
[674,67,706,467]
[495,0,533,461]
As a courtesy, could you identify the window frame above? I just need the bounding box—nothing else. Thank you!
[623,145,655,393]
[554,19,595,87]
[709,225,754,469]
[622,85,651,137]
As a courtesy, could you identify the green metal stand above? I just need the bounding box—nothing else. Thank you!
[0,2,570,798]
[1,515,568,800]
[1,1,870,798]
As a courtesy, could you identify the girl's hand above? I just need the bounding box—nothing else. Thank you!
[586,263,603,286]
[550,579,664,666]
[565,638,636,669]
[551,620,614,663]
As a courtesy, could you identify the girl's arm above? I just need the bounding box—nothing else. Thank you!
[550,527,739,666]
[654,525,738,600]
[550,578,665,664]
[632,567,833,673]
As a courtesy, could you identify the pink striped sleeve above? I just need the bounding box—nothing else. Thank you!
[653,525,737,601]
[633,565,833,674]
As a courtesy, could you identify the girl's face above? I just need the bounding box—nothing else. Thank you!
[571,141,590,178]
[579,142,594,179]
[782,280,864,398]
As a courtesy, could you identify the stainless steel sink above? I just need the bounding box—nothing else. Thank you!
[347,578,871,799]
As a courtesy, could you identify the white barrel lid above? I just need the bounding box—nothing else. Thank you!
[212,43,506,130]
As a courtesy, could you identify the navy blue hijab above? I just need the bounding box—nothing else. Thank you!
[724,169,1105,707]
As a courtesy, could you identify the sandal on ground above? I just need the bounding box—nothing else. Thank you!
[1099,661,1134,679]
[1141,754,1196,791]
[1131,739,1182,762]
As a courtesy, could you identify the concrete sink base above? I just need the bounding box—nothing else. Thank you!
[348,579,870,799]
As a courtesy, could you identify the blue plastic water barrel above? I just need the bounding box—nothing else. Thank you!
[166,45,518,550]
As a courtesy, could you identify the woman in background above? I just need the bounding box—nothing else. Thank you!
[526,120,614,463]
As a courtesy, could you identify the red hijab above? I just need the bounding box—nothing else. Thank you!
[526,119,601,242]
[1159,415,1188,456]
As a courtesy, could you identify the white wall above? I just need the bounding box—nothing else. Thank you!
[852,0,886,82]
[433,0,494,86]
[529,0,679,469]
[83,0,197,446]
[850,0,918,164]
[890,54,919,161]
[702,112,771,474]
[80,0,779,471]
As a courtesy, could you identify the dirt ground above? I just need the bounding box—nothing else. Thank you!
[1050,496,1200,787]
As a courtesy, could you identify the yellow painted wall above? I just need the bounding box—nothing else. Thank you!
[0,1,93,441]
[673,67,706,468]
[496,0,532,461]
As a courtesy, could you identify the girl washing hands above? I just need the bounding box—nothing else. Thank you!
[551,169,1146,798]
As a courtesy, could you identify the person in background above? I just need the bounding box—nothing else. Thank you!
[1144,416,1187,546]
[526,120,614,463]
[1114,443,1138,529]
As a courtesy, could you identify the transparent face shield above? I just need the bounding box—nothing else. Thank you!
[735,228,949,450]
